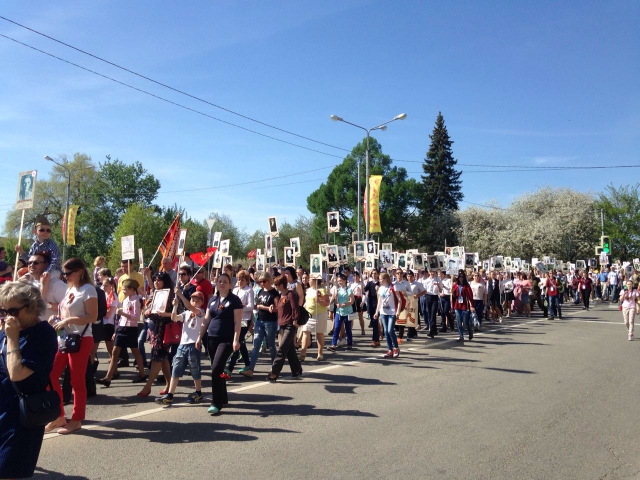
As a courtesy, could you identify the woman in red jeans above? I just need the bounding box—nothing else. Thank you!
[46,258,98,434]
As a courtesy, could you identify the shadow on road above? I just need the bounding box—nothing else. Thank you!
[71,418,296,443]
[34,468,90,479]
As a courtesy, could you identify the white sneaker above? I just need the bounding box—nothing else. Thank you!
[629,334,634,341]
[338,338,348,346]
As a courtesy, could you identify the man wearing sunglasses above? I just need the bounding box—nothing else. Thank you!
[15,216,61,274]
[21,252,67,322]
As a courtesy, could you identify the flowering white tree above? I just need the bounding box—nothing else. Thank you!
[457,187,599,261]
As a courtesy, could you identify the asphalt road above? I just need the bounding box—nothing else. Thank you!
[31,300,640,480]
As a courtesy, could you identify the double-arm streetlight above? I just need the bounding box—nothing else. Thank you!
[44,155,71,262]
[330,113,407,240]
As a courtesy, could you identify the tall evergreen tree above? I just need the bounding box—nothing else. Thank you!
[416,112,463,250]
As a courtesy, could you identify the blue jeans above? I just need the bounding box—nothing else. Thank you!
[331,314,353,347]
[249,320,277,371]
[548,295,559,318]
[380,314,398,350]
[138,321,149,365]
[439,296,450,328]
[171,343,202,380]
[474,300,484,326]
[455,309,471,338]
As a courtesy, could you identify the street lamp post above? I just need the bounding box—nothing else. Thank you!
[44,155,71,262]
[330,113,407,240]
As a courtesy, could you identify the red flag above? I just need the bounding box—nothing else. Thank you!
[190,247,216,267]
[247,249,257,259]
[159,213,181,269]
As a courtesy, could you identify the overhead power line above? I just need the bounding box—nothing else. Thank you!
[0,15,351,154]
[0,33,345,160]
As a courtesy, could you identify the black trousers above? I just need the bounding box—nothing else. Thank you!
[207,337,233,409]
[426,294,439,334]
[582,289,591,309]
[270,324,301,377]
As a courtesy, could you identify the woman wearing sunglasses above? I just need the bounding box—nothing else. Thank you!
[0,282,57,479]
[46,258,98,434]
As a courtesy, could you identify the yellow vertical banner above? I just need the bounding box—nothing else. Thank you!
[63,205,79,246]
[368,175,382,233]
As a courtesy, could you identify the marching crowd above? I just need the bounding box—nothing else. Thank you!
[0,216,637,479]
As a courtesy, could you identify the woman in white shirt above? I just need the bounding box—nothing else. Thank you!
[469,273,487,329]
[227,270,254,375]
[374,272,402,358]
[46,258,98,435]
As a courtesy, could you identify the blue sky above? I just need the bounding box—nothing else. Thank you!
[0,1,638,233]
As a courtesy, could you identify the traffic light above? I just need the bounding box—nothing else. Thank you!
[595,246,603,255]
[601,236,610,254]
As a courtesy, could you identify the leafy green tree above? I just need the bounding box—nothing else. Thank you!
[415,112,463,251]
[77,155,160,262]
[596,184,640,261]
[108,203,168,272]
[306,138,420,250]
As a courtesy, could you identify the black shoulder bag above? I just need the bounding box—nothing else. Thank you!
[59,324,90,354]
[0,340,61,428]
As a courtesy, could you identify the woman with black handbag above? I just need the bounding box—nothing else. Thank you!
[47,258,98,435]
[0,282,58,478]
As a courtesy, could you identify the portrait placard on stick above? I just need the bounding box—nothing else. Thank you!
[327,245,340,268]
[256,255,266,273]
[413,254,425,270]
[354,241,367,262]
[327,211,340,233]
[290,237,301,257]
[176,228,188,256]
[310,254,323,280]
[212,232,222,249]
[121,235,135,260]
[138,248,144,267]
[15,170,37,210]
[446,257,460,275]
[319,243,328,260]
[219,239,230,256]
[379,249,392,268]
[223,255,233,267]
[284,247,295,267]
[365,254,376,270]
[268,216,279,237]
[339,246,348,265]
[213,250,222,268]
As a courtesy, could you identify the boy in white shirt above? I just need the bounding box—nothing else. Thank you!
[155,289,207,405]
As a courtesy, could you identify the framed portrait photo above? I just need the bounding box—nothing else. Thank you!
[212,231,222,249]
[121,235,135,261]
[290,237,301,257]
[219,239,230,256]
[151,289,170,314]
[256,255,266,273]
[268,216,279,237]
[413,254,424,270]
[365,254,375,270]
[284,247,295,267]
[223,255,233,267]
[381,243,392,252]
[176,228,188,256]
[16,170,37,210]
[213,250,222,268]
[327,245,340,267]
[310,254,323,280]
[327,211,340,233]
[379,249,392,268]
[339,246,348,264]
[319,243,328,260]
[354,241,367,262]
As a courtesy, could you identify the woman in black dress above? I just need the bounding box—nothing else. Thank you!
[196,274,242,415]
[137,272,174,398]
[0,282,57,479]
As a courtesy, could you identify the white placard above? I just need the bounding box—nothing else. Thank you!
[121,235,135,260]
[15,170,37,210]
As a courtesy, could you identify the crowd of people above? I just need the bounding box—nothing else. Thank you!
[0,215,637,478]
